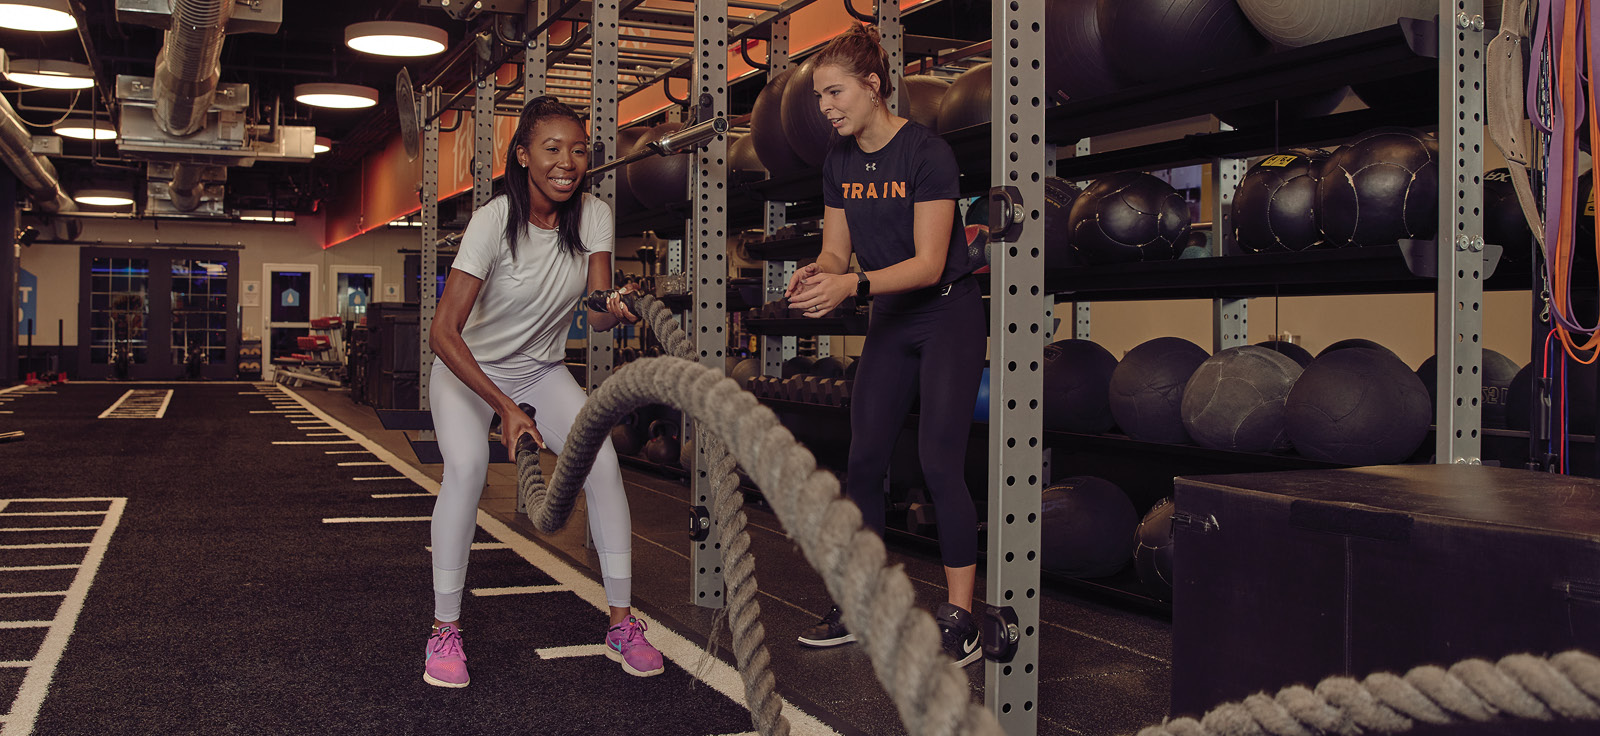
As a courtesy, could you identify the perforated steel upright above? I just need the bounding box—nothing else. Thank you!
[523,0,547,98]
[761,18,795,379]
[587,0,620,392]
[1435,0,1488,464]
[691,0,731,609]
[474,49,495,211]
[1211,157,1247,351]
[420,87,442,417]
[987,1,1046,730]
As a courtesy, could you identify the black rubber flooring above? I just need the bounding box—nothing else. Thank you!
[0,381,1173,735]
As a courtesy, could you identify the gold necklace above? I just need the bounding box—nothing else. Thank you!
[530,211,558,230]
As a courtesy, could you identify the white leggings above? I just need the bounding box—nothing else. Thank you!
[429,354,632,621]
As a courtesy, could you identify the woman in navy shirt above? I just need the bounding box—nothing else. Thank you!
[785,23,986,666]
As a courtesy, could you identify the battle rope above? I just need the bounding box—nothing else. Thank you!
[1135,651,1600,736]
[512,291,1001,736]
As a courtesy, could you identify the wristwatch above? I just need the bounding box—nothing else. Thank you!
[855,271,871,299]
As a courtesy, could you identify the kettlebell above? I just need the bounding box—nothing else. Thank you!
[643,420,681,466]
[609,411,646,457]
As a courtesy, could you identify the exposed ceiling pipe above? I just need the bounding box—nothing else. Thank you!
[153,0,232,212]
[0,93,74,216]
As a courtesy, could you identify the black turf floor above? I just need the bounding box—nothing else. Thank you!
[0,382,1174,736]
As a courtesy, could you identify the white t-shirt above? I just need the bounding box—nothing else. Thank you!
[450,194,613,364]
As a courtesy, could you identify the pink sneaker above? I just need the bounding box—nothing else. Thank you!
[423,624,469,688]
[605,616,665,677]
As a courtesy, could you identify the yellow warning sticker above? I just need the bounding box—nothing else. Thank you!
[1259,154,1298,168]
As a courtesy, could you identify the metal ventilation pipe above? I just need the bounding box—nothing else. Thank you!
[153,0,231,138]
[0,93,73,215]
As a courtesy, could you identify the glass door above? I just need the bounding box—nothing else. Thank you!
[330,266,380,328]
[87,256,152,379]
[262,264,319,377]
[80,249,239,379]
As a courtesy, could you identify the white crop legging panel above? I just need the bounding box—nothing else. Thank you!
[428,354,631,621]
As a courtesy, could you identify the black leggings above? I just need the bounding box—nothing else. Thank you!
[846,283,986,568]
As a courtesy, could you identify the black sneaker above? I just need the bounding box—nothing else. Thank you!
[796,606,856,648]
[936,603,982,667]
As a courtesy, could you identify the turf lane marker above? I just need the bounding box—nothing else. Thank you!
[0,544,89,550]
[272,440,358,445]
[0,622,49,630]
[0,662,30,668]
[470,585,569,596]
[321,516,431,524]
[352,476,407,481]
[424,543,509,552]
[250,410,301,414]
[324,450,372,455]
[534,644,610,659]
[0,566,77,572]
[0,592,66,599]
[373,493,432,498]
[0,512,102,517]
[4,497,126,736]
[0,386,30,395]
[0,527,98,532]
[338,462,388,467]
[269,386,838,735]
[305,432,346,438]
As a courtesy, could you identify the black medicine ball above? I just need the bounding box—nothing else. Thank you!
[1233,148,1331,253]
[1068,172,1192,264]
[1109,337,1210,444]
[1483,168,1533,265]
[1285,348,1432,465]
[1316,127,1439,247]
[1045,177,1083,269]
[1043,339,1119,434]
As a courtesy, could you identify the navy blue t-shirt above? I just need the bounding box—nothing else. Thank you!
[822,122,973,312]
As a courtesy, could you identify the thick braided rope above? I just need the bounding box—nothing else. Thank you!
[1135,651,1600,736]
[514,295,998,736]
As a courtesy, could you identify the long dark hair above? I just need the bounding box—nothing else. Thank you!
[503,95,590,258]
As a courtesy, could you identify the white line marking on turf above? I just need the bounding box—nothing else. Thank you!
[338,462,388,467]
[0,592,66,599]
[3,497,126,736]
[470,585,569,596]
[271,386,838,735]
[250,410,301,414]
[352,476,407,481]
[0,386,31,395]
[304,432,345,437]
[0,662,30,668]
[0,566,78,572]
[0,543,88,550]
[273,441,358,445]
[0,527,98,532]
[0,512,102,517]
[321,516,431,524]
[424,543,509,552]
[0,622,50,630]
[290,419,327,424]
[534,644,610,659]
[325,450,373,455]
[373,493,433,499]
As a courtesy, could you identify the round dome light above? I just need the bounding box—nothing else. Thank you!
[55,119,115,140]
[5,59,93,89]
[345,21,448,57]
[0,0,76,32]
[75,188,134,207]
[313,136,332,154]
[294,83,379,110]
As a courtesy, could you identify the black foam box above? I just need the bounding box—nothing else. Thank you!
[1171,464,1600,719]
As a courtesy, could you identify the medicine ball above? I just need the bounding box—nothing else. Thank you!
[1255,339,1314,368]
[810,355,851,378]
[936,63,991,134]
[1415,349,1520,429]
[1068,172,1192,264]
[1109,337,1210,444]
[1233,148,1331,253]
[1285,348,1431,465]
[1043,339,1119,434]
[751,68,809,180]
[1045,0,1124,103]
[1040,476,1138,578]
[729,134,764,175]
[730,358,762,387]
[1133,498,1176,603]
[1318,338,1399,362]
[1100,0,1270,87]
[1237,0,1436,47]
[780,56,842,166]
[1483,168,1532,265]
[899,74,949,129]
[612,126,652,217]
[1181,345,1304,453]
[610,412,647,457]
[1045,177,1084,269]
[1316,127,1439,247]
[781,355,815,378]
[625,122,688,211]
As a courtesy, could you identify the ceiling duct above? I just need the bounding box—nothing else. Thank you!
[114,0,314,213]
[0,90,73,215]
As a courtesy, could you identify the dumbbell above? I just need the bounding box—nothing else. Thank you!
[782,376,808,402]
[891,487,937,537]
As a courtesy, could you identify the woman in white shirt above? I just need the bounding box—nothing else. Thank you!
[422,96,660,688]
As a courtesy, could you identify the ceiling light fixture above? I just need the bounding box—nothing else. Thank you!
[345,21,448,57]
[5,59,93,89]
[54,118,115,140]
[294,83,379,109]
[239,210,295,223]
[313,136,331,154]
[0,0,76,32]
[74,188,134,207]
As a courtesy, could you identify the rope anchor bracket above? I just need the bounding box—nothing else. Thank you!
[689,506,712,542]
[980,605,1020,662]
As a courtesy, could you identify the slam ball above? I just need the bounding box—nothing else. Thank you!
[751,68,809,180]
[1041,476,1138,578]
[1318,338,1399,361]
[1100,0,1271,87]
[1109,337,1211,444]
[1045,177,1084,269]
[1415,349,1520,429]
[1316,127,1439,247]
[1182,345,1304,453]
[1255,340,1314,368]
[936,63,992,134]
[1484,168,1533,264]
[1068,172,1192,264]
[1134,498,1177,603]
[1233,148,1331,253]
[1285,348,1431,465]
[1043,339,1119,434]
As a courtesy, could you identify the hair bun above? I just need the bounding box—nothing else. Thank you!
[861,23,881,45]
